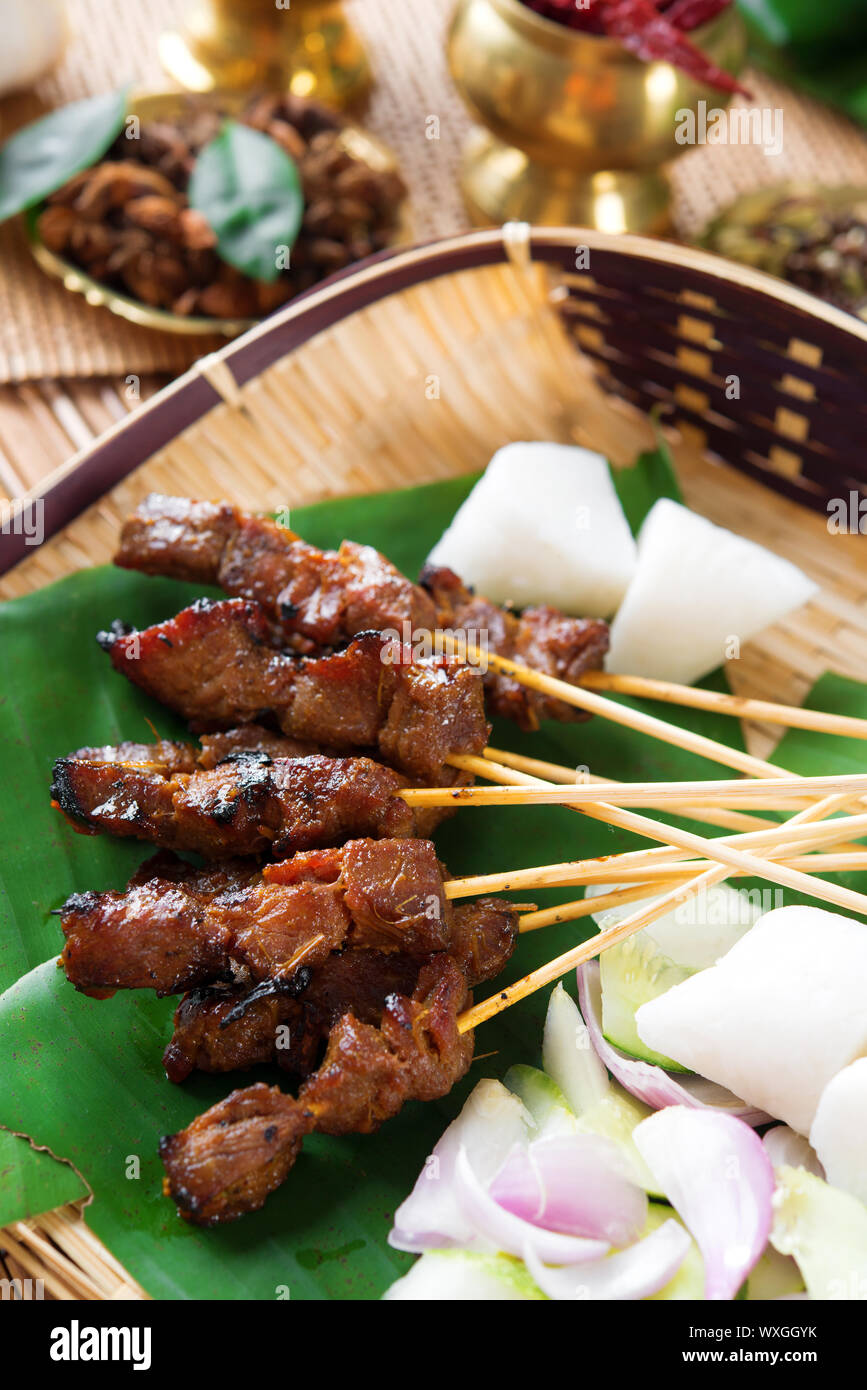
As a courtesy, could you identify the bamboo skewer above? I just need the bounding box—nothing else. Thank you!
[451,849,867,901]
[460,865,725,1032]
[441,755,867,916]
[442,635,867,794]
[401,771,867,810]
[579,671,867,741]
[480,746,867,856]
[446,755,867,881]
[460,792,853,1032]
[448,840,867,898]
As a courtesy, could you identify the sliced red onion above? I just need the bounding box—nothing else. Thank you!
[490,1134,647,1246]
[762,1125,825,1179]
[389,1079,529,1254]
[577,963,770,1125]
[523,1218,691,1301]
[633,1107,775,1300]
[453,1146,610,1266]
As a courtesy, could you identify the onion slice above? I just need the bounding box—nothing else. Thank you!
[389,1079,529,1253]
[763,1125,824,1179]
[490,1134,647,1246]
[577,963,769,1124]
[633,1107,775,1300]
[523,1218,691,1301]
[453,1146,610,1266]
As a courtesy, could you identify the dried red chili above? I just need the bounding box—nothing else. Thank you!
[519,0,747,94]
[599,0,748,94]
[664,0,732,30]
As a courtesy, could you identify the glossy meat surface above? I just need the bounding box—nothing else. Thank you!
[101,600,489,780]
[115,494,609,728]
[159,955,474,1224]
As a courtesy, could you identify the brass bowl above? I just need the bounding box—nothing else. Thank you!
[448,0,748,232]
[27,90,408,339]
[159,0,371,109]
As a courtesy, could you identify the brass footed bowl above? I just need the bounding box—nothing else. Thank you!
[448,0,748,232]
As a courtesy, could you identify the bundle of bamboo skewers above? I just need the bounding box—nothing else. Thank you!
[389,643,867,1035]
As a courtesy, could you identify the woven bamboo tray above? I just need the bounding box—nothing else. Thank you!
[1,227,866,1301]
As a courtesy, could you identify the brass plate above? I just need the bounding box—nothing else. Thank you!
[698,182,867,324]
[27,89,408,338]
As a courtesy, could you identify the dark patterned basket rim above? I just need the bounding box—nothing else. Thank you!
[1,226,865,577]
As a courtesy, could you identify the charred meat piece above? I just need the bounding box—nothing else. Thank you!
[162,893,518,1084]
[420,564,610,730]
[51,752,418,858]
[59,838,517,999]
[160,954,474,1224]
[59,852,349,998]
[66,726,325,776]
[99,599,490,782]
[114,494,609,728]
[115,495,438,650]
[162,950,421,1083]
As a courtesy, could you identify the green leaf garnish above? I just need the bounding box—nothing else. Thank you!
[189,120,304,284]
[0,88,129,225]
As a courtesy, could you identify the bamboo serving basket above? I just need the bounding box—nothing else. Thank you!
[1,226,866,1301]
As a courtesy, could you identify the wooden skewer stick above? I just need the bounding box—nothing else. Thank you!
[481,746,867,856]
[517,880,687,932]
[445,753,867,888]
[459,864,726,1032]
[458,850,867,903]
[446,834,867,898]
[400,771,867,810]
[441,757,867,916]
[460,791,852,1032]
[440,633,854,786]
[579,671,867,742]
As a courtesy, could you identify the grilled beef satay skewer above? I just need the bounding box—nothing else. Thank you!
[98,599,489,783]
[58,838,519,1001]
[52,749,451,859]
[164,896,518,1085]
[161,954,475,1227]
[114,494,609,730]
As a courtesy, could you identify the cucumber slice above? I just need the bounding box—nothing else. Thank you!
[383,1249,545,1300]
[542,982,610,1114]
[745,1245,805,1301]
[503,1064,579,1139]
[505,1061,664,1196]
[644,1203,705,1300]
[770,1165,867,1301]
[576,1090,663,1198]
[588,882,760,1069]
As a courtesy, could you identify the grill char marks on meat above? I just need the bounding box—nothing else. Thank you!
[67,727,326,775]
[100,599,490,781]
[116,494,438,652]
[51,751,418,858]
[163,950,421,1083]
[59,851,350,998]
[420,564,610,730]
[160,954,474,1224]
[59,838,518,999]
[114,494,609,729]
[163,893,518,1084]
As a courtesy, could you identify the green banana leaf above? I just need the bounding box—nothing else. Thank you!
[738,0,867,126]
[0,1130,88,1227]
[0,464,863,1299]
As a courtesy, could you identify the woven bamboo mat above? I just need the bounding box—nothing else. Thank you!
[2,0,867,385]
